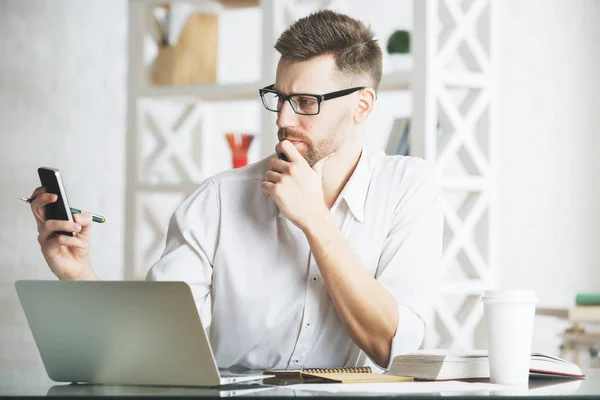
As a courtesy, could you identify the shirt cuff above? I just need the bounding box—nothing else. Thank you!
[381,303,425,371]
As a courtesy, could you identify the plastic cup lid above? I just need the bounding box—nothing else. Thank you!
[481,289,537,303]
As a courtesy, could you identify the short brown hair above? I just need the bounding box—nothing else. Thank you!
[275,10,382,91]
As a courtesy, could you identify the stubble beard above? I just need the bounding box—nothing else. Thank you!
[277,115,346,167]
[278,128,337,167]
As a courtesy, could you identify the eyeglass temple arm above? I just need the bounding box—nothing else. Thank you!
[323,86,368,101]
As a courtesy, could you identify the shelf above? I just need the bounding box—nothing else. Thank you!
[138,70,411,100]
[131,0,258,8]
[536,307,569,319]
[379,70,487,91]
[379,70,411,91]
[218,0,259,8]
[138,81,259,101]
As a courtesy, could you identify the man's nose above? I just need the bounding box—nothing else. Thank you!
[276,100,298,128]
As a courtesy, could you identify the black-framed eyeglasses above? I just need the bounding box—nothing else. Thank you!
[258,84,366,116]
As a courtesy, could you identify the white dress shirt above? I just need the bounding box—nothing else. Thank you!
[146,149,443,371]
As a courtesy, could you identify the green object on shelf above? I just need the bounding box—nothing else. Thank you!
[387,30,410,54]
[575,293,600,306]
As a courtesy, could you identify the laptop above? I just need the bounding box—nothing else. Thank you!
[15,280,271,387]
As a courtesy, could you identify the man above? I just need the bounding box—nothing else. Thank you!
[29,10,442,371]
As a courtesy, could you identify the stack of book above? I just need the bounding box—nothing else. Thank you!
[388,350,584,381]
[569,293,600,322]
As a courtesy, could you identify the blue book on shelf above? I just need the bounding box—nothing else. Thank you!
[386,117,411,156]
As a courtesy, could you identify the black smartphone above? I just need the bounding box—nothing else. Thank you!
[37,167,75,236]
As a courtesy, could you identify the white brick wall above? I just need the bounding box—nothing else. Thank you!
[0,0,126,369]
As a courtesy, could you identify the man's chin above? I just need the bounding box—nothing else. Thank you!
[289,140,306,151]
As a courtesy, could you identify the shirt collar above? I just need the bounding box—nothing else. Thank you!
[338,148,370,222]
[277,148,371,223]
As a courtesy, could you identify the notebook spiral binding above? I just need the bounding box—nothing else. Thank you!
[303,366,372,374]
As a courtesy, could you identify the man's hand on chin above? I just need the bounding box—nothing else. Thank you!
[262,140,330,231]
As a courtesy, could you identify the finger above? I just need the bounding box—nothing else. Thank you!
[264,170,283,184]
[73,212,92,228]
[54,234,88,249]
[41,220,81,237]
[73,213,92,239]
[38,231,87,250]
[31,192,58,224]
[30,186,46,199]
[268,157,291,173]
[261,181,276,195]
[261,184,271,197]
[276,140,304,163]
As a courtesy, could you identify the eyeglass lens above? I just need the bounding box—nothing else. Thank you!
[262,92,320,115]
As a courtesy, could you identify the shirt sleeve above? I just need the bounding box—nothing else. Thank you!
[145,178,221,328]
[375,159,443,370]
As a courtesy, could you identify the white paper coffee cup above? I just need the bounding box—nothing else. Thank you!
[482,290,537,385]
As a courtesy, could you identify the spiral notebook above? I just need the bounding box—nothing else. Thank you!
[262,367,413,384]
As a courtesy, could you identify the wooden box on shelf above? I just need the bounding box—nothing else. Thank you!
[152,13,218,86]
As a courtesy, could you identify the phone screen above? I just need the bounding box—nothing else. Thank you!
[38,167,74,235]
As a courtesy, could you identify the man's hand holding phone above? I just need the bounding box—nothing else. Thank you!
[29,187,98,281]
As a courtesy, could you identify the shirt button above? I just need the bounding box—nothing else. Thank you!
[312,276,319,282]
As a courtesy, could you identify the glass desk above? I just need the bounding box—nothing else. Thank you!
[1,368,598,398]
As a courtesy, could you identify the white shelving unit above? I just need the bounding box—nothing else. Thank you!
[138,81,259,100]
[126,0,496,350]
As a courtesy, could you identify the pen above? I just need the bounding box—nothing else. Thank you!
[19,197,106,223]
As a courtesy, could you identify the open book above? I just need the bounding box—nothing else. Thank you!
[388,350,585,381]
[263,367,413,384]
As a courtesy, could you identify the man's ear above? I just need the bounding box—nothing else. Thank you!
[354,88,376,123]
